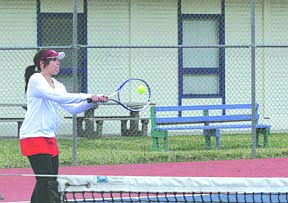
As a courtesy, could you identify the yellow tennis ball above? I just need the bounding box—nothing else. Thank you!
[137,85,146,94]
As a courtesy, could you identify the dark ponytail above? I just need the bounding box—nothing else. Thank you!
[24,49,48,93]
[24,65,40,93]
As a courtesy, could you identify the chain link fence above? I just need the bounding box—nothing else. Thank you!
[0,0,288,167]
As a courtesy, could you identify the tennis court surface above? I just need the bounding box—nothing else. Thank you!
[1,158,288,203]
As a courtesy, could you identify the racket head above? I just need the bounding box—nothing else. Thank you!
[110,78,151,112]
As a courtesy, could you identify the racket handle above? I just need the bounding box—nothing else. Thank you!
[86,98,92,103]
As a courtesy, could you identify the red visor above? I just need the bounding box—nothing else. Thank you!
[39,50,65,62]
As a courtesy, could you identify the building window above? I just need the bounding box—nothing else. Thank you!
[37,1,87,93]
[183,19,219,68]
[183,74,219,95]
[178,1,225,103]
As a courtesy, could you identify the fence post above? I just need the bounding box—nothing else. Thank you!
[72,0,78,166]
[250,0,257,158]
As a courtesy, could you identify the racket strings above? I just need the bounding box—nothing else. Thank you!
[111,79,151,112]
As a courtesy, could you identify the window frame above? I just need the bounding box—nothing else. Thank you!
[178,0,225,104]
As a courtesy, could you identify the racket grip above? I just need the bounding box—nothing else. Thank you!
[86,98,92,103]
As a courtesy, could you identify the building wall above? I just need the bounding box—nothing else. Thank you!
[263,0,288,130]
[0,0,36,103]
[0,0,37,136]
[87,0,178,108]
[0,0,287,136]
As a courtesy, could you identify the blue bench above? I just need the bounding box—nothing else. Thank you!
[150,104,271,151]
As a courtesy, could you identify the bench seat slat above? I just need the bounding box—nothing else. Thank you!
[65,116,149,121]
[0,118,24,121]
[155,124,271,131]
[65,116,132,119]
[85,118,149,121]
[156,114,259,124]
[155,104,259,112]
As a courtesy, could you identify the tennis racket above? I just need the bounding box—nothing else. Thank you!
[87,78,152,112]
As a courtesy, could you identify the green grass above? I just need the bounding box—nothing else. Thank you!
[1,133,288,168]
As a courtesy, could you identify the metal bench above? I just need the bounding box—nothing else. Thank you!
[150,104,271,151]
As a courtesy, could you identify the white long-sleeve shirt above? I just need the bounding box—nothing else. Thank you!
[19,73,94,139]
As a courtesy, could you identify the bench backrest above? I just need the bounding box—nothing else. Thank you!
[151,104,260,128]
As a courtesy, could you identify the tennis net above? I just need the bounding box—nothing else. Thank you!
[57,175,288,203]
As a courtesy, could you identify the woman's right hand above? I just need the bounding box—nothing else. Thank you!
[90,94,108,103]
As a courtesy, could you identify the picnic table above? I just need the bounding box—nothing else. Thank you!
[0,103,27,137]
[66,102,155,137]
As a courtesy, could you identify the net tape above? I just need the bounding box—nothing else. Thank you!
[58,176,288,193]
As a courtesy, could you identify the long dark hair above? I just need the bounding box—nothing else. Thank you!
[24,49,48,93]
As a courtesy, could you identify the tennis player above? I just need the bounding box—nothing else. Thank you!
[19,49,108,203]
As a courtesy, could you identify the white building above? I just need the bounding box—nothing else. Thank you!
[0,0,287,136]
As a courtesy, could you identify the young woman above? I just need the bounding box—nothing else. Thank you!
[19,49,108,203]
